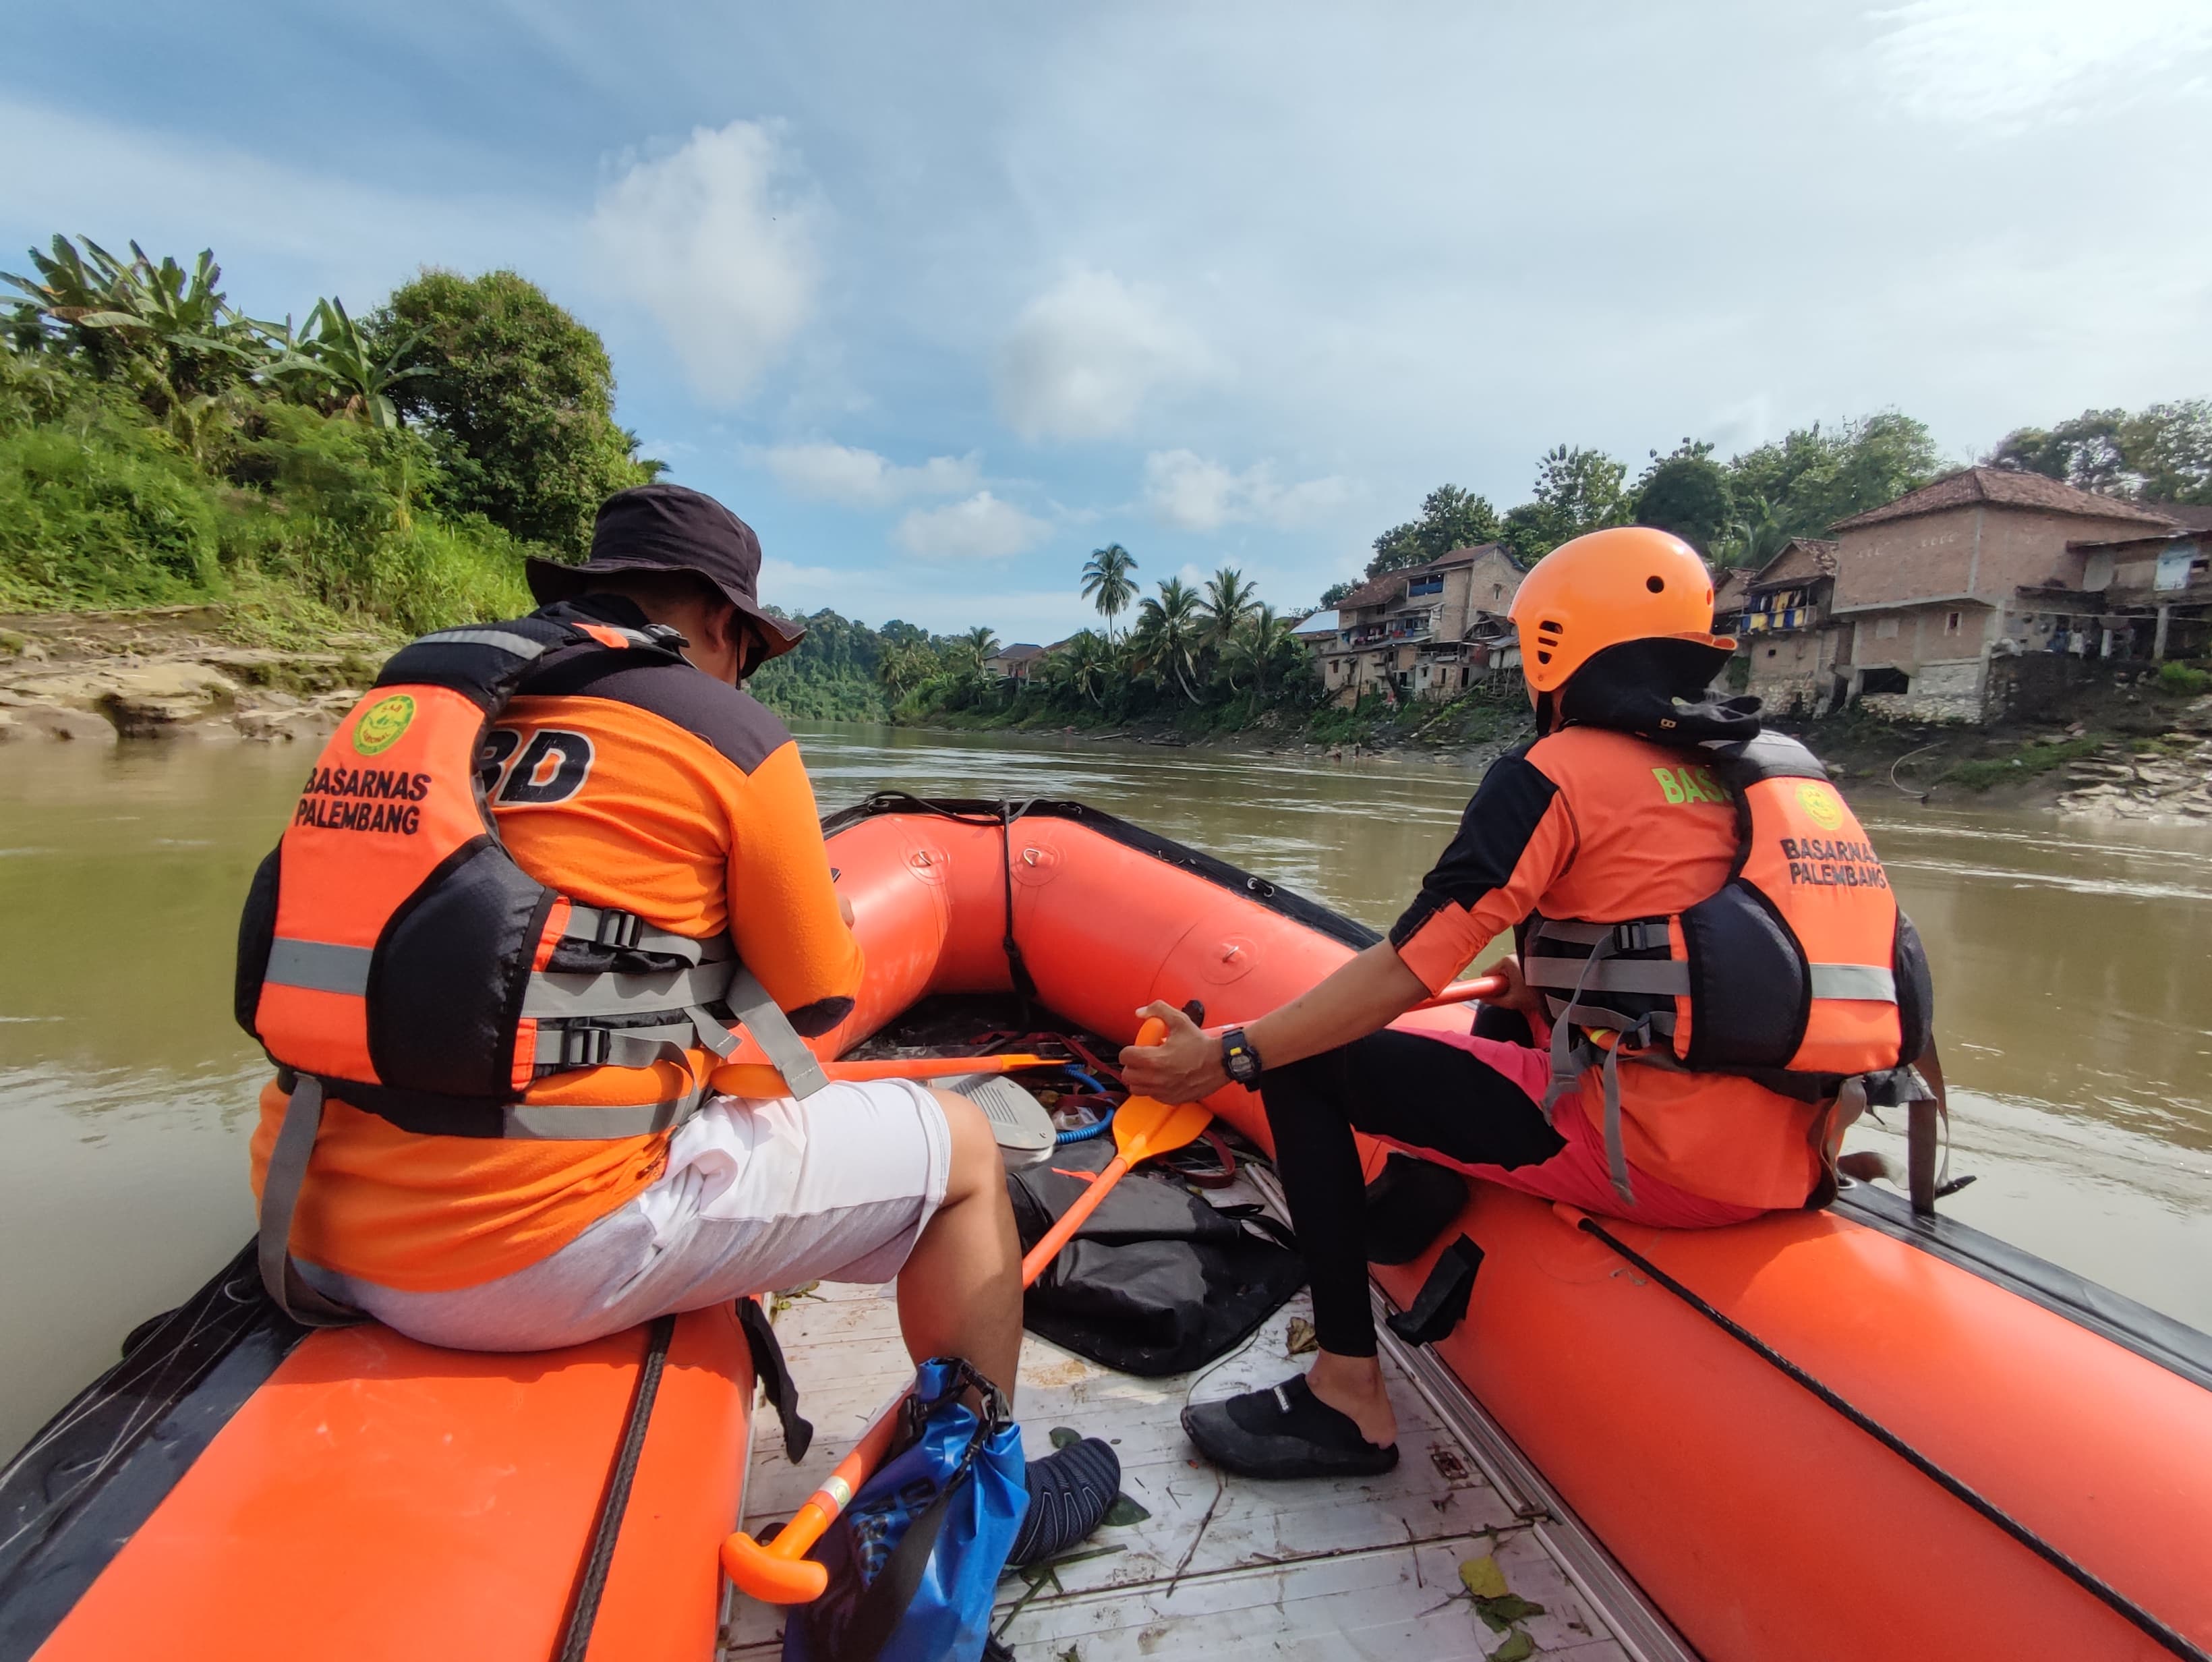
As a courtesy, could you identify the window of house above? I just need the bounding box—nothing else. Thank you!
[1766,646,1778,658]
[1945,610,1962,635]
[1492,583,1503,599]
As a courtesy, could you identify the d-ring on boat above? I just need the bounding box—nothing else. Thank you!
[5,795,2209,1661]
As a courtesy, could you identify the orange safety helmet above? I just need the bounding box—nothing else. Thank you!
[1509,526,1735,694]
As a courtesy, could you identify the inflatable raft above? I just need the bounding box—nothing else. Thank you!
[4,793,2209,1661]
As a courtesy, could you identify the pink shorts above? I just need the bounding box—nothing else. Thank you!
[1378,1025,1764,1229]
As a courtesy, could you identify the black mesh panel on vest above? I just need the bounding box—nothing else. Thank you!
[367,838,555,1098]
[1678,880,1809,1071]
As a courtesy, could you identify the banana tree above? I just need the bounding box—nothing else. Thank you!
[274,297,427,429]
[2,235,273,419]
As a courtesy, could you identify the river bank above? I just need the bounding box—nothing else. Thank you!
[9,600,2212,824]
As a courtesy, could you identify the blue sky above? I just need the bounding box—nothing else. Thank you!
[6,1,2210,640]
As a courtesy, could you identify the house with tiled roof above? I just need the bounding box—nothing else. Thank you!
[1312,544,1527,705]
[1824,467,2180,721]
[1719,539,1843,715]
[982,642,1047,684]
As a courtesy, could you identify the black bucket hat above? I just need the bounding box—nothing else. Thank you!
[525,484,805,662]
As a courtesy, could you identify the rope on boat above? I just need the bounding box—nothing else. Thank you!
[555,1313,676,1662]
[1575,1219,2209,1662]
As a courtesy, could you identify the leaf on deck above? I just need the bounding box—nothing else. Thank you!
[1049,1425,1084,1450]
[1488,1631,1536,1662]
[1103,1493,1151,1526]
[1286,1316,1320,1355]
[1476,1593,1548,1633]
[1458,1554,1509,1600]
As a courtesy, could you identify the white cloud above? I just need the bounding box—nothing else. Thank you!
[591,120,820,403]
[894,491,1051,561]
[759,441,980,507]
[1142,449,1350,532]
[1866,0,2212,130]
[993,268,1212,441]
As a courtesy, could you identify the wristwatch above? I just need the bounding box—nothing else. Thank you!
[1220,1027,1263,1085]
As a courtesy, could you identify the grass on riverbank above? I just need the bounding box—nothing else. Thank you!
[1936,734,2107,791]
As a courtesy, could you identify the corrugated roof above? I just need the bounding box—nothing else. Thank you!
[1337,543,1523,612]
[1830,467,2177,531]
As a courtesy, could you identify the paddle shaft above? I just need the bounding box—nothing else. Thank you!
[1019,1153,1131,1282]
[724,1024,1204,1603]
[1411,972,1508,1012]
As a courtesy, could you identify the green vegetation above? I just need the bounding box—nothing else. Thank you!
[2155,660,2210,697]
[1327,411,1946,598]
[1987,403,2211,504]
[1,235,656,637]
[1938,735,2105,791]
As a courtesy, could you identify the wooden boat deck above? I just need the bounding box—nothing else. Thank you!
[720,1174,1690,1661]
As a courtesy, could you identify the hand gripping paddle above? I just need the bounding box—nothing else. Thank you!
[719,1016,1214,1606]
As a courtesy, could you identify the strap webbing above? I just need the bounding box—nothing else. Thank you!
[256,1077,361,1326]
[1525,958,1690,997]
[522,961,736,1021]
[736,1298,815,1462]
[723,967,830,1097]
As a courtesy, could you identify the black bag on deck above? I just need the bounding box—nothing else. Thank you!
[1006,1136,1306,1376]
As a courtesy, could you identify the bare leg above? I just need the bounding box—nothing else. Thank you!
[894,1088,1023,1402]
[1308,1350,1397,1446]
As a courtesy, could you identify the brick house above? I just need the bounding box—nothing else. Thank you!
[1720,539,1844,716]
[1826,467,2177,721]
[2042,505,2212,664]
[1314,544,1526,705]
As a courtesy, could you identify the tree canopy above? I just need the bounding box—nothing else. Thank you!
[1632,439,1730,552]
[1987,401,2212,505]
[374,269,657,556]
[1368,484,1501,576]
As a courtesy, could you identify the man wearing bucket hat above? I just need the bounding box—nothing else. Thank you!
[251,482,1119,1568]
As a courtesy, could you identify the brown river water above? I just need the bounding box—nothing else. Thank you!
[3,721,2209,1452]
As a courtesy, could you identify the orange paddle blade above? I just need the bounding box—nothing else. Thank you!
[1109,1091,1214,1164]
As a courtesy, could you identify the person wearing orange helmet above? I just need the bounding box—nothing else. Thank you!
[1124,525,1943,1481]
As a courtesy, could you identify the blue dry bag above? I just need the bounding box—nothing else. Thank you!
[783,1357,1027,1662]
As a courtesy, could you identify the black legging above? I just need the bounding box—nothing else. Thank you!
[1259,1006,1562,1357]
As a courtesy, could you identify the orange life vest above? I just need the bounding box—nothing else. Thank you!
[1522,730,1934,1203]
[234,606,828,1321]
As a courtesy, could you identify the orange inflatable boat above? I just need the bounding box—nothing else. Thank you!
[5,793,2208,1661]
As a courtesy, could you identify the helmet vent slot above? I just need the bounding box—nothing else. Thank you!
[1646,575,1666,594]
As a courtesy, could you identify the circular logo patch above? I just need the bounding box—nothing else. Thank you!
[352,694,417,757]
[1796,782,1844,830]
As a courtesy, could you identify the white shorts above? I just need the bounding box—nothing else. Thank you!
[303,1080,952,1352]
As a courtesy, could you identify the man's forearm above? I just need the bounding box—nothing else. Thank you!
[1244,941,1429,1072]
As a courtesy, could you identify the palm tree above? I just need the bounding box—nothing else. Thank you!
[1131,577,1206,701]
[961,625,1001,664]
[1199,565,1259,656]
[1221,605,1301,695]
[1716,494,1791,569]
[1080,544,1139,641]
[1043,630,1114,708]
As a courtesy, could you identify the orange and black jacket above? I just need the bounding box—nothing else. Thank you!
[246,596,862,1292]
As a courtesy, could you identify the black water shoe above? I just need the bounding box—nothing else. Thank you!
[1008,1436,1121,1567]
[1181,1375,1399,1480]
